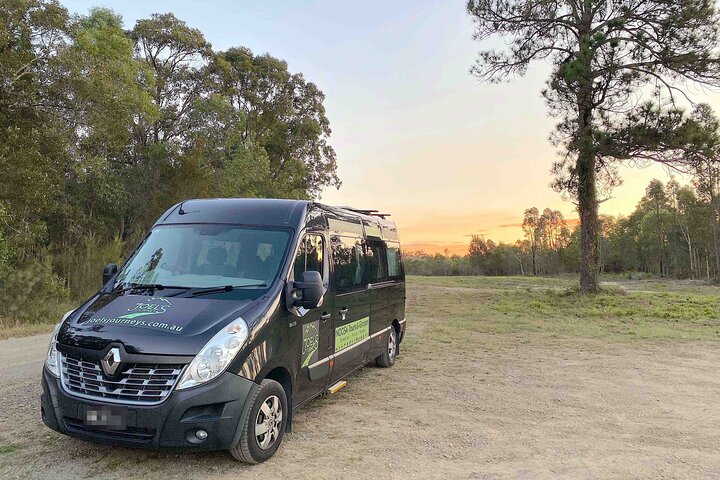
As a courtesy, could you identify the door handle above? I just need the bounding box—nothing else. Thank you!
[320,312,331,321]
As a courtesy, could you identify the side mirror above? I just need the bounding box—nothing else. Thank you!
[103,263,118,286]
[294,270,324,309]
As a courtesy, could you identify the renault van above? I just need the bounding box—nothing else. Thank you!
[41,199,406,463]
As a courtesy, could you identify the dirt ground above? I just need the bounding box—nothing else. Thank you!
[1,280,720,479]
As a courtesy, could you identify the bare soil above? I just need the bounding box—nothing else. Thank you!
[1,280,719,479]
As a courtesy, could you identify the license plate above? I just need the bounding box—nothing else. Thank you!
[83,405,128,430]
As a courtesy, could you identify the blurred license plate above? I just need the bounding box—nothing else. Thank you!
[84,405,127,430]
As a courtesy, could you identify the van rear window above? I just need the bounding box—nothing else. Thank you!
[363,239,387,282]
[331,236,364,292]
[387,242,402,278]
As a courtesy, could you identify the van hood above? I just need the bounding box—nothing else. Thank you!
[57,293,258,356]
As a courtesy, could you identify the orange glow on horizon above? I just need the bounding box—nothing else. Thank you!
[395,206,585,255]
[399,216,585,255]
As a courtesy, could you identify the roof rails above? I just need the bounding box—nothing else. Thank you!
[338,207,392,220]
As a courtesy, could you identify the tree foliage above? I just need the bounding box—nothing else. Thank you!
[0,2,340,321]
[467,0,720,293]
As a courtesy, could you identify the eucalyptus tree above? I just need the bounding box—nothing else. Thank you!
[667,182,712,278]
[682,104,720,280]
[639,179,670,276]
[539,208,570,274]
[0,0,69,262]
[468,234,491,274]
[213,47,340,199]
[467,0,720,292]
[131,13,212,150]
[58,9,156,232]
[522,207,541,275]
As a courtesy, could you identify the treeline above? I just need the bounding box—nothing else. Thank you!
[0,1,338,323]
[404,207,573,277]
[405,178,720,280]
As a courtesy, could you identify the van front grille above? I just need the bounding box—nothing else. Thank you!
[64,418,156,444]
[60,354,185,404]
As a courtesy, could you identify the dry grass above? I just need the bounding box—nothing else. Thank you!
[0,318,55,340]
[1,277,720,479]
[409,275,720,342]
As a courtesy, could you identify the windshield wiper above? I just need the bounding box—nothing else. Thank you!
[110,283,192,295]
[191,283,268,297]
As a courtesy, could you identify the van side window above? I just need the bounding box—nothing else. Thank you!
[293,235,324,282]
[387,242,403,278]
[363,239,387,283]
[331,236,364,292]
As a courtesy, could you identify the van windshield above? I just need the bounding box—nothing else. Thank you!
[114,225,291,295]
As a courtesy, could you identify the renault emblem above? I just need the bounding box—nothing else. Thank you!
[101,347,121,376]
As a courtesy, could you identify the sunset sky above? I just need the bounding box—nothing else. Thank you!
[65,0,720,255]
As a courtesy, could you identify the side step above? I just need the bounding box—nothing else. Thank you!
[327,380,347,394]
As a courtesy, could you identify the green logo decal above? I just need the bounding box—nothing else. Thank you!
[301,321,320,367]
[85,296,193,334]
[335,317,369,351]
[118,297,171,319]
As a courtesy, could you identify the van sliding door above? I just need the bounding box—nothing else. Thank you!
[329,235,371,382]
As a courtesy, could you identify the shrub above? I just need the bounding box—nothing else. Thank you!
[54,235,125,301]
[0,256,71,324]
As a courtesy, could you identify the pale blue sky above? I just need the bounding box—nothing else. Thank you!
[62,0,708,252]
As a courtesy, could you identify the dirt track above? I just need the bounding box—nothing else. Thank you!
[1,281,720,479]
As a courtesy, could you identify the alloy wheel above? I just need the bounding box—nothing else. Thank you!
[388,330,397,360]
[255,395,283,450]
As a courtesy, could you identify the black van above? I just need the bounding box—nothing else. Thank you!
[41,199,406,463]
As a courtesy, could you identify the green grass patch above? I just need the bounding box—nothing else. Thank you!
[408,274,576,290]
[0,444,25,454]
[409,276,720,342]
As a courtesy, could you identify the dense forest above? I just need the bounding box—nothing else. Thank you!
[0,2,339,323]
[405,178,720,281]
[5,1,720,326]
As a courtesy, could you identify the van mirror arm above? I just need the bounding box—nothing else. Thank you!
[102,263,118,289]
[286,270,324,310]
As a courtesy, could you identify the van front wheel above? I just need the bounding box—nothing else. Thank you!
[230,378,288,464]
[375,328,397,368]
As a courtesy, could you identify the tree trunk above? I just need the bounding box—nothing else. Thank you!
[656,200,664,277]
[531,243,537,276]
[576,8,599,294]
[688,241,694,279]
[576,91,599,292]
[707,255,711,280]
[712,200,720,282]
[678,223,693,278]
[578,166,599,293]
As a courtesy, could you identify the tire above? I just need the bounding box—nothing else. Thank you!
[375,327,397,368]
[230,379,288,464]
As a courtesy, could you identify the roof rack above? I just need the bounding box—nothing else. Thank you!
[339,207,392,220]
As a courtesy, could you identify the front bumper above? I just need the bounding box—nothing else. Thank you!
[41,367,258,450]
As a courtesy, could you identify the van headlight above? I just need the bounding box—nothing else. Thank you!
[45,310,74,377]
[176,317,249,390]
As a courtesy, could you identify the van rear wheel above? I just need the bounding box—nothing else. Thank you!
[230,378,288,464]
[375,327,397,368]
